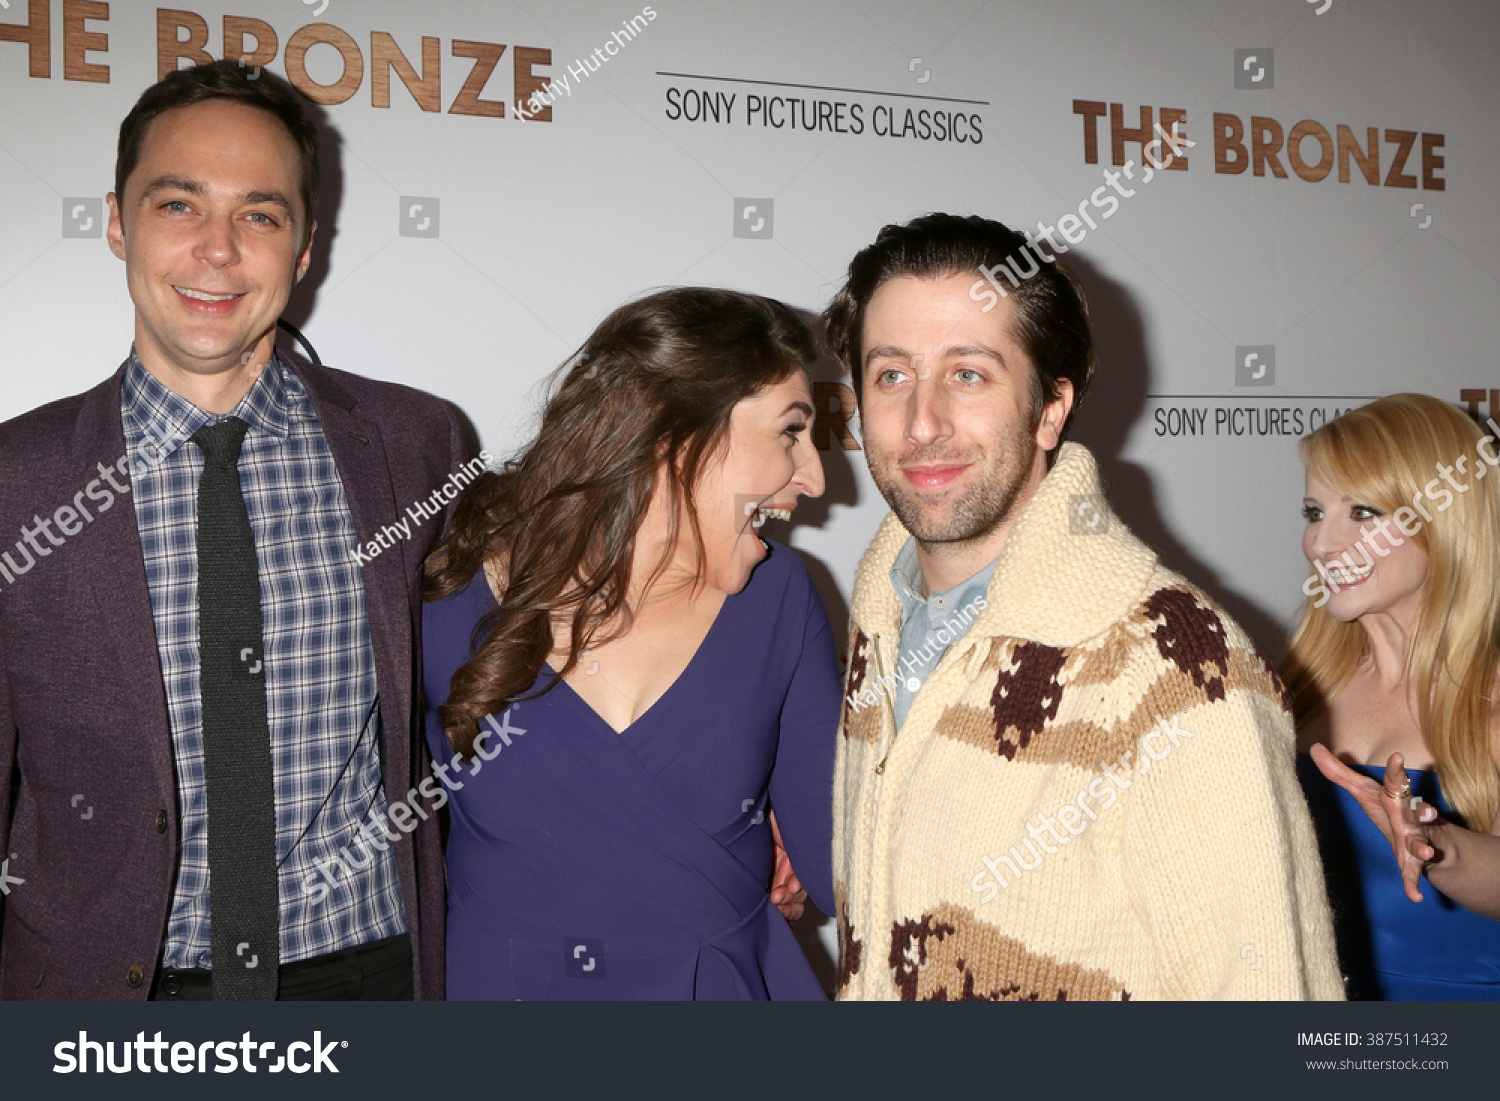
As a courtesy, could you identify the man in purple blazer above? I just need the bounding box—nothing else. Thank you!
[0,61,458,1000]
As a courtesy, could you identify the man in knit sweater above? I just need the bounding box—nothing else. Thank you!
[819,213,1343,1000]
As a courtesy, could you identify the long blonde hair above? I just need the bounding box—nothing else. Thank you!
[1281,393,1500,830]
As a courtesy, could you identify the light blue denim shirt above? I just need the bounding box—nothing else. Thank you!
[889,536,996,730]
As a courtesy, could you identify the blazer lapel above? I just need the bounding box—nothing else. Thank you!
[292,364,413,777]
[74,363,177,795]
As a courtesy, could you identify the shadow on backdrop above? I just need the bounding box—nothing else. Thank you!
[780,307,860,644]
[278,107,486,465]
[282,100,338,352]
[1066,252,1286,658]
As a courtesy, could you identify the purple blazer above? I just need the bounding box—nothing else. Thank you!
[0,358,460,1000]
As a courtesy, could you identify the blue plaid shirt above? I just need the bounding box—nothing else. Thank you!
[122,351,406,970]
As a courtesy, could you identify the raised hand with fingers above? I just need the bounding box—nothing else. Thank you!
[1310,744,1445,903]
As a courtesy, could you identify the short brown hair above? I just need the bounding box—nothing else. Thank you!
[115,60,320,234]
[822,212,1095,437]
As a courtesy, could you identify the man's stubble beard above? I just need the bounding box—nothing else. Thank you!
[867,413,1037,548]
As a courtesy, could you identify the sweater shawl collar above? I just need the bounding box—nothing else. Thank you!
[849,442,1160,650]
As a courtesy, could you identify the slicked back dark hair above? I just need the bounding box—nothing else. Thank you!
[822,212,1095,439]
[115,60,320,239]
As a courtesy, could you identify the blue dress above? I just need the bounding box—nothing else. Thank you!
[1297,753,1500,999]
[422,539,839,1000]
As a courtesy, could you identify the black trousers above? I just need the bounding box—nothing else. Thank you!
[149,933,414,1001]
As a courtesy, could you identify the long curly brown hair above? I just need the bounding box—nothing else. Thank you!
[425,286,818,757]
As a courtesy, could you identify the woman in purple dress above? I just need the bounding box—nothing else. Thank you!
[422,287,838,999]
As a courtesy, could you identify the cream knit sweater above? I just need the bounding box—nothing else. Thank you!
[833,443,1344,1000]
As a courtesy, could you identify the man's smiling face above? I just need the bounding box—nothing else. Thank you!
[107,98,314,385]
[859,273,1070,547]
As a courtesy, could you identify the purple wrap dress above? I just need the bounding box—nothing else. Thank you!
[422,540,839,999]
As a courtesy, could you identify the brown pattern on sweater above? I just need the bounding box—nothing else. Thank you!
[1083,646,1292,757]
[987,640,1067,759]
[1143,587,1230,702]
[1057,625,1136,687]
[889,904,1130,1001]
[928,586,1283,774]
[841,627,879,745]
[1243,647,1294,713]
[846,627,869,696]
[835,883,864,993]
[930,633,1145,768]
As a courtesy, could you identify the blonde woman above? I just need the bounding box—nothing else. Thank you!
[1286,393,1500,999]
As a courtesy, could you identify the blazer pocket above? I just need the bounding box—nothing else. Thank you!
[2,906,53,992]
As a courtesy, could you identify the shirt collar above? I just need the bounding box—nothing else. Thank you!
[889,535,997,623]
[854,444,1162,648]
[122,348,294,462]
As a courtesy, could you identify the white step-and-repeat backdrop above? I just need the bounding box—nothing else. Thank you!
[3,0,1496,960]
